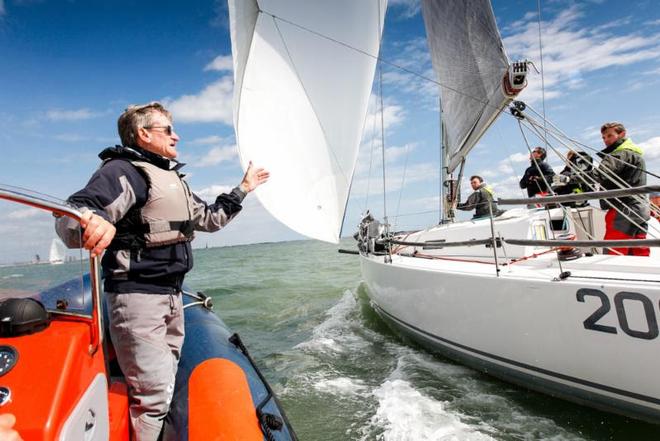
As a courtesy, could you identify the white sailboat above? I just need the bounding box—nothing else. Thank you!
[48,238,66,265]
[228,0,660,423]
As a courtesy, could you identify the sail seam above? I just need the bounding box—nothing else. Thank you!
[268,13,350,188]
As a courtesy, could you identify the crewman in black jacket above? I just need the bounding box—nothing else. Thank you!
[519,147,555,197]
[457,175,503,219]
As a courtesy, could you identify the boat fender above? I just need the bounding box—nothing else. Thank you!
[0,298,50,337]
[188,358,263,441]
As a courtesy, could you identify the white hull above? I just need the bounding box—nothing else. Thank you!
[361,245,660,422]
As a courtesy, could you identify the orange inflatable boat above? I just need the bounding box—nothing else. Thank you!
[0,186,297,440]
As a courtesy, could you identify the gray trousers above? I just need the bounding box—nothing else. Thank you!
[106,292,184,441]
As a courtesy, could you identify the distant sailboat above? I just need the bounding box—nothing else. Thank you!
[48,238,66,265]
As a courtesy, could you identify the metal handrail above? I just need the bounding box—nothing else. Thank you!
[497,185,660,206]
[505,238,660,247]
[0,188,103,355]
[385,237,659,249]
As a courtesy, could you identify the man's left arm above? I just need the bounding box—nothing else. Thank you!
[191,162,269,232]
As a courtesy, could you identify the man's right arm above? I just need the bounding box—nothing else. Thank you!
[457,192,478,211]
[56,160,147,256]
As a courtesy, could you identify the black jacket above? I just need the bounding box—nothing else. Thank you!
[589,139,649,236]
[58,146,245,294]
[456,184,503,219]
[519,160,555,197]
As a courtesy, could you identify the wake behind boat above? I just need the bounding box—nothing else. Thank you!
[228,0,660,425]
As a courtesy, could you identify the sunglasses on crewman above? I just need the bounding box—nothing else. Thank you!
[143,125,174,136]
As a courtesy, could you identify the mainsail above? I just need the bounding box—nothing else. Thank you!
[422,0,517,174]
[229,0,387,243]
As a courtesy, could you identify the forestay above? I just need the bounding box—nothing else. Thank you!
[229,0,387,243]
[422,0,512,174]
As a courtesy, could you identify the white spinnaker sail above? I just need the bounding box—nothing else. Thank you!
[229,0,387,243]
[422,0,512,174]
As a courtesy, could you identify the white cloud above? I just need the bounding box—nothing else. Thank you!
[503,5,660,104]
[508,152,529,163]
[195,145,238,167]
[193,184,235,200]
[7,208,42,220]
[389,0,420,19]
[640,136,660,160]
[351,161,438,198]
[385,143,415,164]
[190,135,225,145]
[46,108,101,121]
[204,55,233,72]
[643,66,660,75]
[363,97,406,137]
[381,38,438,109]
[54,133,86,142]
[164,76,234,124]
[488,175,526,199]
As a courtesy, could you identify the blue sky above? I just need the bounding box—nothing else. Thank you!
[1,0,660,262]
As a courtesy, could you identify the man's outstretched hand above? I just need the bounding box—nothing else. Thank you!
[240,161,270,193]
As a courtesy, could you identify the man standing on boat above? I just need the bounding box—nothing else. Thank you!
[56,102,269,440]
[456,175,503,219]
[519,147,555,198]
[590,122,649,256]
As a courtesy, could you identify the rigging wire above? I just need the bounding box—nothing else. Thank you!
[517,116,660,248]
[375,0,391,261]
[270,15,350,186]
[363,100,380,212]
[259,8,520,119]
[520,110,660,236]
[536,0,548,149]
[260,5,658,252]
[523,103,660,180]
[393,144,412,230]
[516,122,569,269]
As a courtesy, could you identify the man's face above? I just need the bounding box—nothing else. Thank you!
[601,128,625,148]
[470,178,481,190]
[138,111,180,158]
[530,149,543,161]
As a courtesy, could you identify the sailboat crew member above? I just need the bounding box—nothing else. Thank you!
[589,122,649,256]
[519,146,555,197]
[55,102,269,440]
[456,175,504,219]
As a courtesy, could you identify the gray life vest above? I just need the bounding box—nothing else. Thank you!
[110,159,196,250]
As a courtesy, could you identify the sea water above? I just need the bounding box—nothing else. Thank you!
[186,239,660,441]
[2,239,659,440]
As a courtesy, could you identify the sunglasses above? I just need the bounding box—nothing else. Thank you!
[144,125,174,136]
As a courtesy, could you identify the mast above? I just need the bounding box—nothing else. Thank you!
[423,0,528,223]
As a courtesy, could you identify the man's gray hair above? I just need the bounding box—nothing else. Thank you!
[118,102,172,146]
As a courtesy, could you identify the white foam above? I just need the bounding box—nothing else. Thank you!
[294,290,368,354]
[366,379,495,441]
[313,377,369,396]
